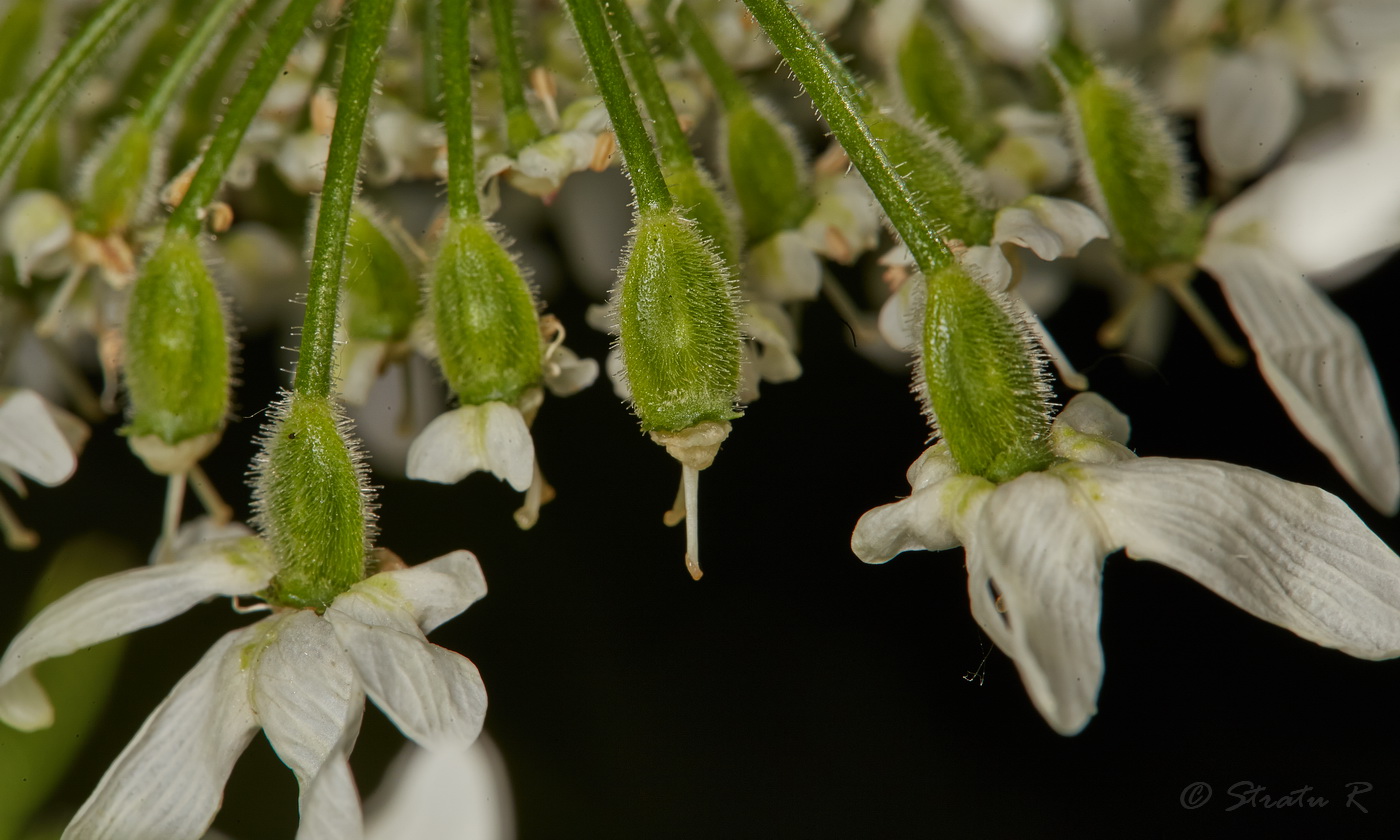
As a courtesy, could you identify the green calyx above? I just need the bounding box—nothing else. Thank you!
[619,209,742,433]
[345,208,419,343]
[893,13,1001,161]
[123,230,230,447]
[864,111,997,247]
[76,119,155,236]
[723,101,814,244]
[919,264,1054,482]
[253,392,371,611]
[1051,40,1200,271]
[430,216,543,406]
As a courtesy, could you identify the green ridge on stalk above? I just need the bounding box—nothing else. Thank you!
[741,0,1054,480]
[0,0,149,187]
[0,0,46,107]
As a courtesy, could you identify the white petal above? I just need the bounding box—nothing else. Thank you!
[0,540,274,731]
[965,474,1107,735]
[150,517,255,566]
[876,276,920,353]
[959,245,1013,293]
[1084,457,1400,659]
[744,230,822,303]
[604,347,631,401]
[948,0,1059,66]
[324,612,487,751]
[851,473,987,564]
[252,612,364,801]
[406,404,535,492]
[743,302,803,384]
[364,736,514,840]
[1202,49,1301,180]
[994,197,1108,261]
[543,346,600,397]
[297,750,364,840]
[336,340,390,406]
[1199,241,1399,513]
[0,389,81,486]
[64,625,262,839]
[339,550,488,635]
[1052,392,1132,445]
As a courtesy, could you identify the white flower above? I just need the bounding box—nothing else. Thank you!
[481,99,615,199]
[947,0,1060,66]
[0,525,488,839]
[407,401,536,492]
[1198,191,1400,515]
[364,736,514,840]
[852,392,1400,735]
[0,388,90,550]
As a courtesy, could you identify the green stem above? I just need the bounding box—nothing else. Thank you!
[0,0,149,187]
[137,0,253,131]
[440,0,480,219]
[420,0,444,118]
[294,0,397,399]
[661,0,750,113]
[171,0,277,167]
[563,0,671,213]
[487,0,542,150]
[601,0,692,171]
[740,0,953,273]
[168,0,324,236]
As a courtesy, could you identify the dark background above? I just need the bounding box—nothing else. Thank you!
[5,172,1400,839]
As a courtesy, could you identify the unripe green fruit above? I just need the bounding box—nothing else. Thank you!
[667,164,740,272]
[864,112,997,247]
[345,208,418,343]
[723,100,813,244]
[77,119,154,236]
[619,210,742,433]
[430,216,542,406]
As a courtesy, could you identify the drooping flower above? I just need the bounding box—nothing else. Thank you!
[853,392,1400,735]
[0,522,488,838]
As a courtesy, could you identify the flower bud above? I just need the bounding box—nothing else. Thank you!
[722,100,814,244]
[430,217,542,407]
[618,209,742,433]
[252,393,373,610]
[1050,40,1202,271]
[122,231,230,475]
[917,263,1054,482]
[75,119,156,237]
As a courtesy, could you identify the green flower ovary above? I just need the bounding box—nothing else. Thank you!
[255,393,368,611]
[864,112,996,247]
[620,210,742,433]
[123,231,229,445]
[76,119,153,236]
[921,264,1053,483]
[430,216,542,406]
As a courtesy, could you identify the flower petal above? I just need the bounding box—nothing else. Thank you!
[337,550,488,635]
[0,539,274,731]
[364,737,514,840]
[851,470,985,564]
[1084,457,1400,659]
[1201,49,1301,181]
[252,611,364,800]
[965,473,1107,735]
[325,614,487,751]
[994,196,1107,261]
[406,404,535,492]
[64,624,262,839]
[744,230,823,303]
[1199,240,1400,513]
[297,749,364,840]
[0,389,81,486]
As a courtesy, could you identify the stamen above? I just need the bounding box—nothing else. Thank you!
[1163,280,1248,367]
[160,471,188,562]
[682,464,702,581]
[1010,294,1088,390]
[513,461,557,530]
[662,473,685,527]
[1097,279,1155,349]
[189,464,233,525]
[0,495,39,551]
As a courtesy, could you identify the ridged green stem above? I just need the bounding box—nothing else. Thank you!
[0,0,149,186]
[137,0,253,131]
[601,0,693,171]
[294,0,397,399]
[168,0,324,235]
[440,0,481,219]
[662,0,750,112]
[563,0,672,213]
[488,0,542,150]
